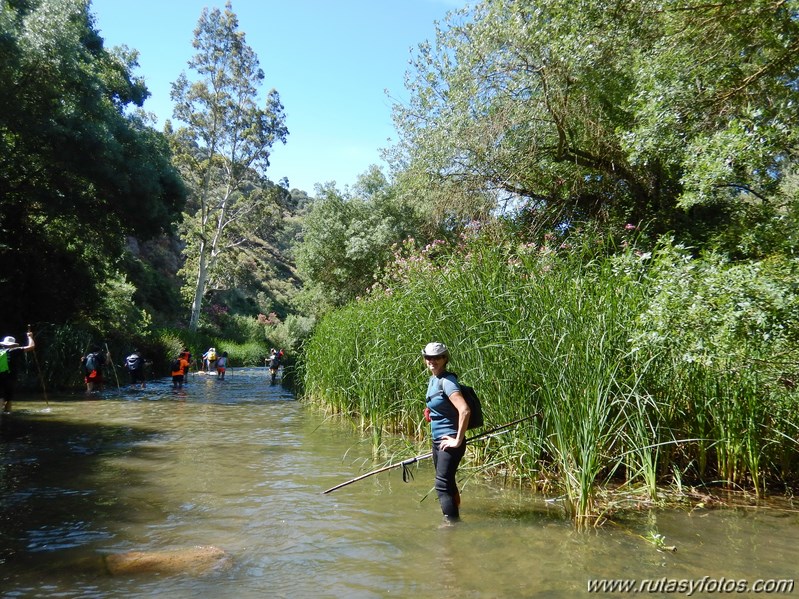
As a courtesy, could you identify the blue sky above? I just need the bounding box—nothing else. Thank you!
[90,0,465,194]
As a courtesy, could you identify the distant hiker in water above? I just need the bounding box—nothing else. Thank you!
[124,349,146,389]
[180,349,191,383]
[0,332,35,414]
[422,342,470,523]
[171,353,190,389]
[82,345,110,393]
[202,347,217,372]
[267,348,283,382]
[216,351,228,380]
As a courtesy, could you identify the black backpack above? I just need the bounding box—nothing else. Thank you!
[170,358,182,372]
[84,352,99,373]
[438,374,484,429]
[126,354,142,371]
[459,384,484,429]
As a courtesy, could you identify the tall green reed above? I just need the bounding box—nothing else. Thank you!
[303,229,651,523]
[302,227,799,523]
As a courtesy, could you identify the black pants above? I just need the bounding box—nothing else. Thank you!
[1,373,14,402]
[129,369,145,385]
[432,439,466,518]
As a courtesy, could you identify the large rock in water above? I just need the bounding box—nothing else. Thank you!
[103,545,230,576]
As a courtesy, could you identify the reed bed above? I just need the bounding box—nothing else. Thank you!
[302,230,799,525]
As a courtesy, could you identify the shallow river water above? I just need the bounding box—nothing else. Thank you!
[1,368,797,598]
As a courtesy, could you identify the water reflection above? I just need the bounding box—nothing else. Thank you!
[1,368,798,598]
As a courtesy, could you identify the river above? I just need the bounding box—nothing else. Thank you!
[1,368,797,598]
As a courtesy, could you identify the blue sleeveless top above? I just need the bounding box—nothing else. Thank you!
[426,373,461,440]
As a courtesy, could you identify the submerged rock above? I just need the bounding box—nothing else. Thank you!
[102,545,230,576]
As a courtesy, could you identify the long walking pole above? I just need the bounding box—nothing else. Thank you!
[28,324,49,407]
[105,342,121,392]
[322,414,539,495]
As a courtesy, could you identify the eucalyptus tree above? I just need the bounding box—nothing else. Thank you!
[391,0,799,249]
[170,2,288,330]
[0,0,185,330]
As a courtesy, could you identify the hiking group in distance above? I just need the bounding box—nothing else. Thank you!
[76,344,285,393]
[1,324,289,416]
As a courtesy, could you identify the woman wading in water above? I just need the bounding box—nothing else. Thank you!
[423,342,470,522]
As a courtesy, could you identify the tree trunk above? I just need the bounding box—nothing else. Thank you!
[188,188,230,331]
[189,239,209,331]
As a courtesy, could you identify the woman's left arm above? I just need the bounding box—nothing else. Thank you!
[441,390,471,449]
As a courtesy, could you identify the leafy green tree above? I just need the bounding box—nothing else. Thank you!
[169,1,288,331]
[626,0,799,253]
[295,166,428,313]
[391,0,650,230]
[390,0,799,252]
[0,0,185,331]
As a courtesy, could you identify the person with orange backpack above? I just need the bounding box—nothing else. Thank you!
[171,353,190,389]
[180,349,191,382]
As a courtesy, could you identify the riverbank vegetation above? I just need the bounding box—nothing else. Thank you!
[303,225,799,525]
[302,0,799,526]
[3,0,799,525]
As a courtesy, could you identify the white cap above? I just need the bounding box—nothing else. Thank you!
[422,342,449,357]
